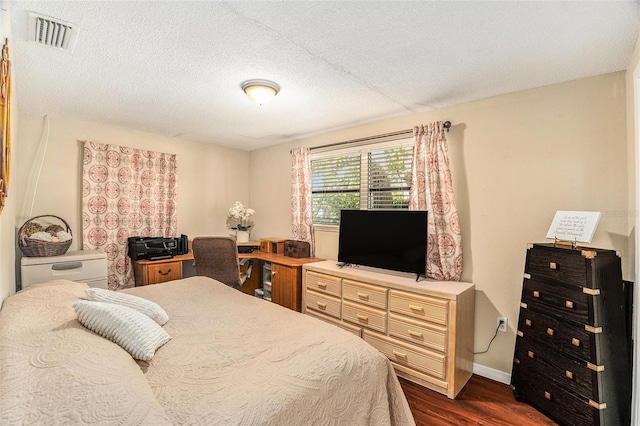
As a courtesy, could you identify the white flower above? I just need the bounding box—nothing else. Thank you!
[227,201,255,231]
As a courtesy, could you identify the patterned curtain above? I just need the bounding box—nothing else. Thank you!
[409,122,463,281]
[291,147,314,256]
[82,141,178,289]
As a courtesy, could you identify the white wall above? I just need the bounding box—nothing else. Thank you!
[625,32,639,426]
[250,72,630,375]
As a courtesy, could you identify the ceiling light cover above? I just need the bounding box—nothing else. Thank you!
[242,80,280,105]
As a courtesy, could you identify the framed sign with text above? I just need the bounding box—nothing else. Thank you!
[546,210,601,245]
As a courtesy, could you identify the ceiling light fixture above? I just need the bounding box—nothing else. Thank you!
[241,79,280,106]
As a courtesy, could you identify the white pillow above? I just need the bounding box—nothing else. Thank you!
[85,288,169,325]
[73,301,171,361]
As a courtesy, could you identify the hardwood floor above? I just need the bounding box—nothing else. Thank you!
[399,375,558,426]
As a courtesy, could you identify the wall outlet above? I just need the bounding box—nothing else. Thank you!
[497,317,508,332]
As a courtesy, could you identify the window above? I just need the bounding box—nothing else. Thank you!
[311,138,414,226]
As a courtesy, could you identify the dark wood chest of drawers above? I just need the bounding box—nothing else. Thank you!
[511,243,632,426]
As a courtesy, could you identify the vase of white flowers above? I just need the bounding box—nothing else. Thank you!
[227,201,255,242]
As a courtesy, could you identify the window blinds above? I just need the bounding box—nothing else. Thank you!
[311,142,413,225]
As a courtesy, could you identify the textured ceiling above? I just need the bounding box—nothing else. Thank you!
[9,1,640,151]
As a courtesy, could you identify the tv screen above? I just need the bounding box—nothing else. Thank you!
[338,209,428,275]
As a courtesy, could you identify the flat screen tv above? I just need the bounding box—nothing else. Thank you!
[337,209,428,277]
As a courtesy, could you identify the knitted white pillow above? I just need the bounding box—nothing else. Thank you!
[85,288,169,325]
[73,300,171,361]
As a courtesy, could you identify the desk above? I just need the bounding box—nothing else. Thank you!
[133,243,323,312]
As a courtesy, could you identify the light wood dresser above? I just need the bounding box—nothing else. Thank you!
[302,260,475,398]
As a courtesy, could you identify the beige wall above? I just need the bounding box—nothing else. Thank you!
[0,2,17,304]
[15,113,250,277]
[250,72,630,375]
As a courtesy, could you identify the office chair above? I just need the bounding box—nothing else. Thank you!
[192,236,252,289]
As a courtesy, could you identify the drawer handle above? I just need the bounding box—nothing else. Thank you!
[565,300,574,309]
[158,269,172,275]
[317,301,327,309]
[317,283,327,289]
[408,330,423,339]
[356,314,369,323]
[546,328,555,336]
[572,338,581,347]
[544,391,552,400]
[565,370,574,380]
[393,350,407,360]
[549,262,557,270]
[357,291,369,300]
[533,291,540,298]
[51,261,83,271]
[525,319,532,327]
[409,304,424,313]
[527,351,535,359]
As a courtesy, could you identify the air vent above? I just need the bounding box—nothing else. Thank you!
[28,12,79,51]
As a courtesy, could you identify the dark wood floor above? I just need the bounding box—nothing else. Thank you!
[399,375,558,426]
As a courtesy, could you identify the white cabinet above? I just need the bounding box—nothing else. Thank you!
[302,260,475,399]
[21,250,108,290]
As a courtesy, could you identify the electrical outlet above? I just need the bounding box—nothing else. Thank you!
[497,317,508,332]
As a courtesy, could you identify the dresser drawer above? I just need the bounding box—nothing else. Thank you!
[363,331,446,380]
[147,261,182,284]
[389,290,448,325]
[343,279,387,310]
[306,309,361,337]
[305,271,341,297]
[517,307,592,361]
[514,336,596,400]
[388,313,447,353]
[526,246,589,288]
[343,300,387,333]
[512,369,599,426]
[305,290,341,319]
[522,278,590,325]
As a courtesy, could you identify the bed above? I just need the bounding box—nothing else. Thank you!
[0,276,415,425]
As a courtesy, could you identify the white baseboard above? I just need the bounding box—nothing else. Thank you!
[473,363,511,385]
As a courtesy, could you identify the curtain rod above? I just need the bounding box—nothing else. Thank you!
[292,121,451,153]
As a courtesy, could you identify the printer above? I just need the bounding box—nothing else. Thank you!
[127,234,188,261]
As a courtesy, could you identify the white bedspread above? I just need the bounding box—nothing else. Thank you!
[125,276,415,426]
[0,277,415,425]
[0,280,172,425]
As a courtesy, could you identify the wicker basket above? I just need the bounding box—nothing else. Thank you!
[18,215,72,257]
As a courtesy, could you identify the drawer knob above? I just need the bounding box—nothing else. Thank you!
[527,351,535,359]
[408,330,423,339]
[357,291,369,300]
[158,269,172,275]
[549,262,557,270]
[533,291,540,298]
[565,300,574,309]
[317,301,327,309]
[565,370,574,380]
[544,391,552,400]
[317,283,327,289]
[525,319,532,327]
[393,350,408,360]
[572,338,581,347]
[356,314,369,323]
[409,304,424,313]
[546,328,555,336]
